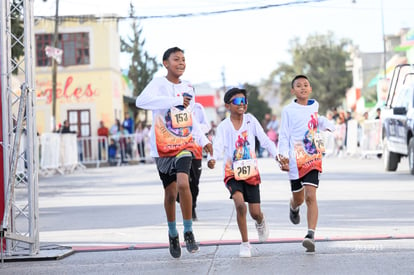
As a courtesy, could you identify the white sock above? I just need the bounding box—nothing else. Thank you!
[307,229,315,238]
[291,205,299,211]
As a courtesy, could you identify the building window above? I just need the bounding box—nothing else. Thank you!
[35,32,90,67]
[36,33,53,66]
[68,109,91,137]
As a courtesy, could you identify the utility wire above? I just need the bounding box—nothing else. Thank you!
[35,0,329,22]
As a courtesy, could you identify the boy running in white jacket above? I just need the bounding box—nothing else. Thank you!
[277,75,335,253]
[207,87,279,258]
[136,47,212,259]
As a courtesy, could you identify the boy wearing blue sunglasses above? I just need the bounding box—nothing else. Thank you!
[207,87,279,257]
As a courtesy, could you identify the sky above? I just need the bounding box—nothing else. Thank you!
[34,0,414,87]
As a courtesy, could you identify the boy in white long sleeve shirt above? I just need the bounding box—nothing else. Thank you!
[207,87,279,258]
[277,75,335,253]
[136,47,212,259]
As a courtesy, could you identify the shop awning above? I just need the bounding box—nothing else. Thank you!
[195,95,216,107]
[123,95,136,104]
[394,41,414,52]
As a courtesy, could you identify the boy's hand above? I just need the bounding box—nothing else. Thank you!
[203,143,213,156]
[207,159,215,169]
[183,93,192,108]
[183,97,191,108]
[276,154,289,172]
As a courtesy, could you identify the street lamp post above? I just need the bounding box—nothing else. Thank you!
[352,0,387,78]
[380,0,387,79]
[51,0,59,132]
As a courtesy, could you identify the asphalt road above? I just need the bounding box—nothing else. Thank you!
[1,155,414,274]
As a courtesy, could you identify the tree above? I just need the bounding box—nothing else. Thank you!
[11,0,25,73]
[243,83,272,123]
[120,3,160,98]
[268,31,353,114]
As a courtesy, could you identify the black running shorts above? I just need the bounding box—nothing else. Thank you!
[225,178,261,203]
[156,150,193,189]
[290,169,320,192]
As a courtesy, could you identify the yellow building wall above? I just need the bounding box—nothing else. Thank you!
[30,16,129,136]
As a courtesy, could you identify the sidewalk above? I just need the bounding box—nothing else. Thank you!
[1,156,414,274]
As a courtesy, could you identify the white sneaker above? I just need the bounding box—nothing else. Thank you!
[239,242,251,258]
[302,234,315,253]
[255,215,269,242]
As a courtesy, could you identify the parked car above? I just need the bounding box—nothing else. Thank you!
[381,64,414,175]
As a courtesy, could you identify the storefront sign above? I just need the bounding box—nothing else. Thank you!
[37,76,99,104]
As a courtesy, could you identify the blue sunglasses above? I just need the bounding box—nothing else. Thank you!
[230,97,247,105]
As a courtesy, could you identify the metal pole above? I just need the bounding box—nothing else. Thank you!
[0,0,12,243]
[52,0,59,132]
[352,0,387,78]
[24,0,39,255]
[1,0,39,257]
[381,0,387,78]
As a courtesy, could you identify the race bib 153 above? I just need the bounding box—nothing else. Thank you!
[170,107,193,128]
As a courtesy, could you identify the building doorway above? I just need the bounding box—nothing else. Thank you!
[67,109,91,161]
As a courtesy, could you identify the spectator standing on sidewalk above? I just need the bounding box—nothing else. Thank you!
[108,138,118,166]
[344,110,353,149]
[375,107,381,120]
[323,110,337,156]
[58,120,75,134]
[266,114,279,146]
[117,125,130,165]
[135,47,213,259]
[135,121,149,163]
[110,119,121,136]
[207,87,279,258]
[123,112,134,134]
[335,111,347,156]
[97,121,109,161]
[277,75,335,253]
[257,113,271,158]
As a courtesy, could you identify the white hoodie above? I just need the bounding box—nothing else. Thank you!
[136,77,210,158]
[208,113,277,185]
[278,99,336,180]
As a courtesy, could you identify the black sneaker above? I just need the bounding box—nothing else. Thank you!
[302,234,315,252]
[289,204,300,225]
[184,231,199,253]
[169,234,181,258]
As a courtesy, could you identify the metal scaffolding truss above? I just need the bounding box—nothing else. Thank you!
[0,0,39,257]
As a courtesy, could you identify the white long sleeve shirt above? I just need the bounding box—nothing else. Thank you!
[209,113,277,185]
[278,99,336,180]
[193,102,211,134]
[135,76,210,158]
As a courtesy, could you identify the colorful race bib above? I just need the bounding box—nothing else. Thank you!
[170,107,193,128]
[233,159,258,181]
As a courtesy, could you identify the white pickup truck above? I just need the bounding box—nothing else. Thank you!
[381,64,414,175]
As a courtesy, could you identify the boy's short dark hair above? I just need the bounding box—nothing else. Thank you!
[291,75,309,88]
[224,87,247,104]
[163,47,184,61]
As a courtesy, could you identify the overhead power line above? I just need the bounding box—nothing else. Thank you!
[35,0,330,22]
